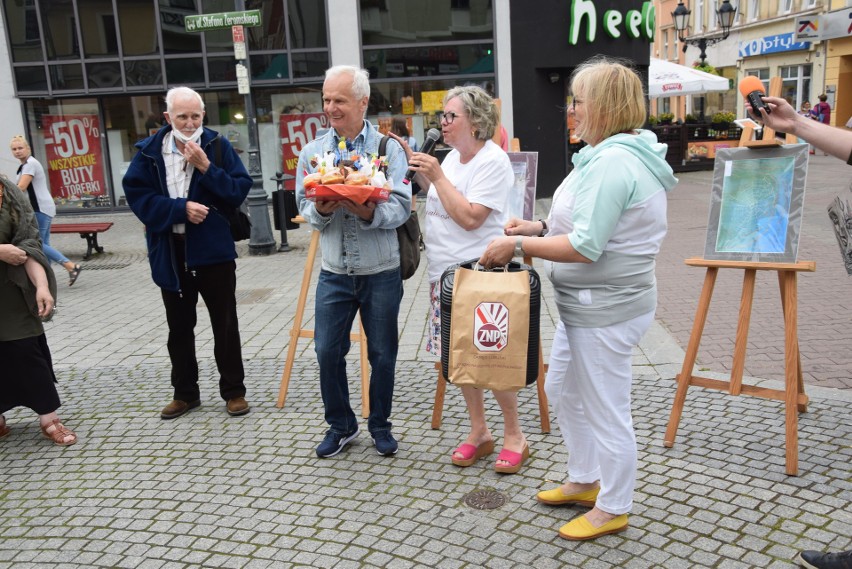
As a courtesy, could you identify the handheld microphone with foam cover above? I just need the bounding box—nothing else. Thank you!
[403,128,441,185]
[739,76,771,115]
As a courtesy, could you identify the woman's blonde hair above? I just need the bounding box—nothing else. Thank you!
[9,135,30,150]
[570,57,646,144]
[443,85,499,140]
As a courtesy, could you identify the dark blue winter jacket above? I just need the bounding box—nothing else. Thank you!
[123,126,252,292]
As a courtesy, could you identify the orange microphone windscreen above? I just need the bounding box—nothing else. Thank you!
[738,76,765,97]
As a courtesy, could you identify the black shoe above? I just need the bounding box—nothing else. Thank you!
[796,550,852,569]
[372,430,398,456]
[316,429,359,458]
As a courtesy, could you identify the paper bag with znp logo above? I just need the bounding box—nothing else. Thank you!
[448,264,531,392]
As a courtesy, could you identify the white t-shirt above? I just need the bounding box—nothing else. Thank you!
[424,140,513,283]
[18,156,56,217]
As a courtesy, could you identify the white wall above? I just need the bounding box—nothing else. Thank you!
[494,0,513,141]
[327,0,361,67]
[0,7,26,180]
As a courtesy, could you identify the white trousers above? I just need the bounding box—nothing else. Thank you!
[544,311,654,515]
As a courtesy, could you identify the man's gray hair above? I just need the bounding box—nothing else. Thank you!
[325,65,370,100]
[165,86,205,114]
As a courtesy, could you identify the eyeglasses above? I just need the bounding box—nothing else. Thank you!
[440,111,460,125]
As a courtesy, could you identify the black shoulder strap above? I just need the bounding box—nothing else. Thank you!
[213,135,222,168]
[378,134,388,156]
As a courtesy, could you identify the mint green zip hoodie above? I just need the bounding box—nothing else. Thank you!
[543,130,678,328]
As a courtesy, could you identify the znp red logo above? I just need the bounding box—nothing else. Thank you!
[473,302,509,352]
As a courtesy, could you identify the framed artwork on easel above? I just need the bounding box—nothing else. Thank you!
[704,143,810,263]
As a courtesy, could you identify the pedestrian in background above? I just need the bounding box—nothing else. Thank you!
[123,86,252,420]
[393,85,530,474]
[0,176,77,446]
[480,57,677,540]
[295,66,410,458]
[390,116,418,152]
[10,136,82,286]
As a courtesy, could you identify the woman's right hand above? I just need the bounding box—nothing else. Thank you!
[504,217,540,237]
[0,244,28,265]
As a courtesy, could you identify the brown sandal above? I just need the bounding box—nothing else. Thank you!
[41,419,77,446]
[0,415,9,439]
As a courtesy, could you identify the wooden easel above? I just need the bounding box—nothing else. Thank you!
[663,77,814,476]
[430,256,551,433]
[276,216,370,418]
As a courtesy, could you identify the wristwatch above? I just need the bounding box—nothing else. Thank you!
[513,236,525,258]
[539,218,549,237]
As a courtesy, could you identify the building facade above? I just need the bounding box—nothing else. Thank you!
[652,0,850,128]
[0,0,655,211]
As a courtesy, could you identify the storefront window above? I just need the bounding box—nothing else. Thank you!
[118,0,160,56]
[87,61,122,89]
[208,56,238,84]
[49,63,85,90]
[164,57,205,84]
[23,98,110,211]
[40,0,80,60]
[780,64,811,111]
[160,0,202,54]
[287,0,327,49]
[364,43,494,79]
[125,59,164,87]
[79,0,118,57]
[360,0,493,44]
[14,66,48,91]
[3,0,43,63]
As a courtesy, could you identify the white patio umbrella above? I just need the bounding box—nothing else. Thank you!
[648,58,730,98]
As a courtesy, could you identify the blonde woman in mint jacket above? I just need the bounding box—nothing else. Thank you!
[480,58,678,541]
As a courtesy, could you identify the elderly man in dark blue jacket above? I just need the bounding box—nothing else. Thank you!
[123,86,252,420]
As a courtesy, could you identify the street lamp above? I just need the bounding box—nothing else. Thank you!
[672,0,737,66]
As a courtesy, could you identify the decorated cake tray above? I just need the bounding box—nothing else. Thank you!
[305,184,390,204]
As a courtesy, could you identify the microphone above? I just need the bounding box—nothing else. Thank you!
[403,128,441,185]
[739,76,771,116]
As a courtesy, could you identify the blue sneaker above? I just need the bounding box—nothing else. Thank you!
[372,431,398,456]
[316,429,359,458]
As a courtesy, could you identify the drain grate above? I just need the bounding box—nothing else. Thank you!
[463,488,507,510]
[78,263,131,270]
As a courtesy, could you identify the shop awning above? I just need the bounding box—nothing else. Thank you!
[648,58,730,98]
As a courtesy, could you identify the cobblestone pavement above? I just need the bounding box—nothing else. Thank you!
[1,166,850,567]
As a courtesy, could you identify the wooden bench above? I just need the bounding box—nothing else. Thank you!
[50,222,114,260]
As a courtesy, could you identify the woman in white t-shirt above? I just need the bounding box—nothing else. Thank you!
[10,136,82,286]
[392,86,529,474]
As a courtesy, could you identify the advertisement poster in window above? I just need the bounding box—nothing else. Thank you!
[42,114,107,207]
[279,112,329,190]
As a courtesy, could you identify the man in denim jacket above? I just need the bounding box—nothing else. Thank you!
[296,66,411,458]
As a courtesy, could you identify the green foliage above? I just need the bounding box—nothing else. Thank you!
[658,112,674,123]
[711,111,736,124]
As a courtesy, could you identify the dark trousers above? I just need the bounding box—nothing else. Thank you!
[160,240,245,402]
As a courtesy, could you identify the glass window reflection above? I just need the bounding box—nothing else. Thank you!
[3,0,43,62]
[118,0,160,56]
[41,0,80,60]
[80,0,118,57]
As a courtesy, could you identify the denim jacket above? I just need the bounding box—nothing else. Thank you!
[295,121,411,275]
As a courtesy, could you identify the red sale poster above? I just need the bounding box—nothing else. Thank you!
[279,112,328,190]
[42,114,106,204]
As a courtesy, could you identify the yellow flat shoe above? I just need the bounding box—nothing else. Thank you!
[558,514,628,541]
[536,486,599,507]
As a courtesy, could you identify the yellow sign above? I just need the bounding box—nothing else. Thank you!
[421,90,447,113]
[401,96,414,115]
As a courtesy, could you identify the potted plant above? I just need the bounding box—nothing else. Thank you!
[684,113,697,124]
[711,111,736,128]
[648,114,659,126]
[658,112,674,125]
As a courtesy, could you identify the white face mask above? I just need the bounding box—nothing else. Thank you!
[172,125,203,144]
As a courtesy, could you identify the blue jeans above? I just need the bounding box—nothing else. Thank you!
[314,268,403,435]
[34,212,70,266]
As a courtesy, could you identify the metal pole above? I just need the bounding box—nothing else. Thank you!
[236,0,275,255]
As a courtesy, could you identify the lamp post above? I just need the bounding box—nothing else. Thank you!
[671,0,737,121]
[672,0,737,66]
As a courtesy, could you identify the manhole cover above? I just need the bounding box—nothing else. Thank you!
[463,488,507,510]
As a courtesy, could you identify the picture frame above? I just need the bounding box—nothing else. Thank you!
[506,151,538,221]
[704,144,809,263]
